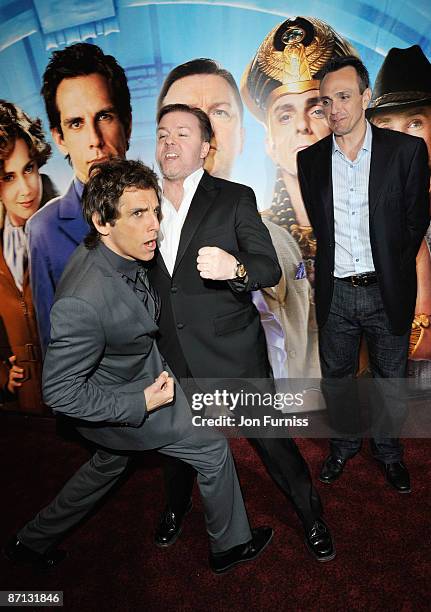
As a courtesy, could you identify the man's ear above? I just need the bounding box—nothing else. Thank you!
[51,127,69,157]
[200,140,211,159]
[362,87,372,110]
[92,211,110,236]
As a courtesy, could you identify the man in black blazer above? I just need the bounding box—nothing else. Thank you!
[149,103,335,562]
[297,56,430,492]
[5,159,273,574]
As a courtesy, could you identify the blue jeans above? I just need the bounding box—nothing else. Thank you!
[319,278,410,464]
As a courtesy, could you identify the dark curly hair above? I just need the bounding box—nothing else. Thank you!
[83,158,161,249]
[42,42,131,147]
[0,100,51,173]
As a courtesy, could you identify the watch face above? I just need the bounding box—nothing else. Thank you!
[237,264,247,278]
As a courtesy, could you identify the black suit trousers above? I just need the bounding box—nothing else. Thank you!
[163,364,322,529]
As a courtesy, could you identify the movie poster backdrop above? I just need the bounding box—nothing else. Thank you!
[0,0,430,413]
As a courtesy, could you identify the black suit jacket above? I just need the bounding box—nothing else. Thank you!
[149,171,281,379]
[42,243,194,451]
[297,124,430,335]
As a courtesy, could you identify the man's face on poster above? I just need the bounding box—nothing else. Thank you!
[161,73,244,179]
[265,89,329,177]
[371,105,431,165]
[52,72,129,183]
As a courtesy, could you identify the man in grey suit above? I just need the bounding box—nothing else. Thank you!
[5,159,272,574]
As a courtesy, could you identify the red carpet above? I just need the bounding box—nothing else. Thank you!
[1,415,429,611]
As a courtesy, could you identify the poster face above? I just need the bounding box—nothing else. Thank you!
[0,1,431,414]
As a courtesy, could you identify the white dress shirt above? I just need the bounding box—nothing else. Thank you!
[158,167,204,276]
[252,289,288,379]
[332,121,374,277]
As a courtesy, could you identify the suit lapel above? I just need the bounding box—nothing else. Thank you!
[172,171,219,276]
[369,124,394,219]
[58,218,89,245]
[316,136,334,240]
[155,248,170,278]
[0,231,15,288]
[58,180,89,244]
[94,247,158,334]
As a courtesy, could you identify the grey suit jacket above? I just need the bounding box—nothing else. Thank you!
[42,243,194,451]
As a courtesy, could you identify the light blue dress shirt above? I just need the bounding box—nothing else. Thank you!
[332,121,374,277]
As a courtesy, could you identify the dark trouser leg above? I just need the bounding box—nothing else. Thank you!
[361,284,409,463]
[18,449,129,554]
[159,430,251,553]
[164,419,321,530]
[319,280,363,460]
[163,458,196,514]
[251,437,322,530]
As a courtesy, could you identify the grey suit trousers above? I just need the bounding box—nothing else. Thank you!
[18,430,251,555]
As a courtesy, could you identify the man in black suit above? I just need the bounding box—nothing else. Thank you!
[297,56,430,492]
[5,159,273,574]
[149,103,335,561]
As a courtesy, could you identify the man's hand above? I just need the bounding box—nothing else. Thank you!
[144,371,174,412]
[197,246,237,280]
[7,355,24,394]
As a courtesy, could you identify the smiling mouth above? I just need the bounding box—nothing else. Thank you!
[19,200,35,208]
[165,153,179,160]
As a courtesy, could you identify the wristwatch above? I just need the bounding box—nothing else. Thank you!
[235,260,247,280]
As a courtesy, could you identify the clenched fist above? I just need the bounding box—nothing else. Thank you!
[197,246,237,280]
[144,371,175,412]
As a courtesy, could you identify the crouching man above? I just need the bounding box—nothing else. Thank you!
[5,159,272,574]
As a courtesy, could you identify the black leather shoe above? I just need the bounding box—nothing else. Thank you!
[384,462,411,493]
[304,519,336,562]
[4,535,66,571]
[319,455,346,484]
[209,526,273,574]
[155,500,193,548]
